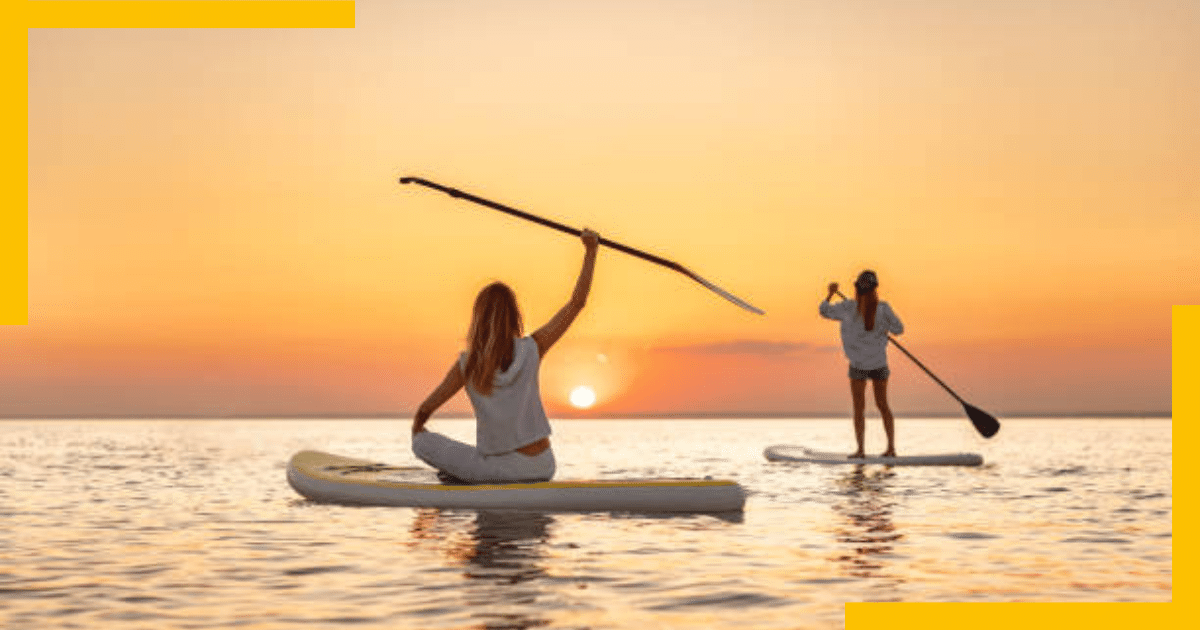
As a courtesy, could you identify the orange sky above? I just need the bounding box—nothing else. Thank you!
[8,0,1197,416]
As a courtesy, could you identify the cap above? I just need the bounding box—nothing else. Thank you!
[854,270,879,293]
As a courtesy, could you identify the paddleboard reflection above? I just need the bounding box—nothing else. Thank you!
[829,467,904,589]
[409,509,555,629]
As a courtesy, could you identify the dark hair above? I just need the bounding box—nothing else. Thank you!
[463,282,523,395]
[855,271,879,331]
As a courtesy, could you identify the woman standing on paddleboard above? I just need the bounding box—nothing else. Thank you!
[820,270,904,458]
[410,229,599,483]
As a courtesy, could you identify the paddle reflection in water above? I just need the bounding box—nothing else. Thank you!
[409,509,556,629]
[829,467,904,591]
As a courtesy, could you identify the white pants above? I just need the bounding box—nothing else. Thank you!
[412,431,556,484]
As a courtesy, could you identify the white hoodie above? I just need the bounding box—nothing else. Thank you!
[819,299,904,370]
[458,336,553,456]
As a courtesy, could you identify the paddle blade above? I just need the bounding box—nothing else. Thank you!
[964,402,1000,438]
[685,270,765,315]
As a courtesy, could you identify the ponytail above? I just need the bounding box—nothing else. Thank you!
[856,288,878,331]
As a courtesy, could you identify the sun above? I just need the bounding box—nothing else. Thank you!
[569,386,596,409]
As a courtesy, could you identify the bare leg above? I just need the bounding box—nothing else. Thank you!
[850,378,867,458]
[873,378,896,457]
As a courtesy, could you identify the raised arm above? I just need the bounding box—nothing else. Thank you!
[819,282,843,320]
[412,360,465,436]
[532,229,599,357]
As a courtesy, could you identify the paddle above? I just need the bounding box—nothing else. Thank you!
[835,290,1000,438]
[398,177,764,315]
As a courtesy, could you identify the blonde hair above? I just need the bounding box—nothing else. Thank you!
[463,282,524,395]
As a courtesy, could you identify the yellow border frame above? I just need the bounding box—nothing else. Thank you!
[9,1,1182,626]
[3,0,355,324]
[849,306,1188,625]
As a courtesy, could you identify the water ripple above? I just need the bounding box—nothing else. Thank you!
[0,418,1173,630]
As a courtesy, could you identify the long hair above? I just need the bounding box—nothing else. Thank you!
[856,285,878,331]
[463,282,524,395]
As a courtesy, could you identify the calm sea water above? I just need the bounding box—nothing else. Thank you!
[0,418,1171,629]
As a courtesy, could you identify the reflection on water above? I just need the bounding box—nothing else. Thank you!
[0,419,1173,629]
[411,510,555,629]
[829,467,903,587]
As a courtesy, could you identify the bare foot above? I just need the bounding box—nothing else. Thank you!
[849,451,865,459]
[436,470,471,485]
[880,449,896,458]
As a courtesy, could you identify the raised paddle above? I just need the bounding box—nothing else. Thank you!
[399,177,764,315]
[835,290,1000,438]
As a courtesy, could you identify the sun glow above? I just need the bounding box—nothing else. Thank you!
[569,386,596,409]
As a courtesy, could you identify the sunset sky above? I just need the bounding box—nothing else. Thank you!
[8,0,1197,417]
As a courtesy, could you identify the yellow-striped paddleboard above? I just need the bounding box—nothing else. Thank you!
[287,451,746,513]
[764,445,983,467]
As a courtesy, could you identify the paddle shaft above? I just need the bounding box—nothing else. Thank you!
[398,177,687,274]
[834,290,965,405]
[399,176,765,314]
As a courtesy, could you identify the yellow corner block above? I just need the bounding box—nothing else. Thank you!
[848,602,1175,629]
[22,1,356,29]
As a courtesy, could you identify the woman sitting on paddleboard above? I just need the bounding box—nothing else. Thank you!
[411,229,599,483]
[820,270,904,459]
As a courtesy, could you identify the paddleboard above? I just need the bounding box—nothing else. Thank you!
[287,450,746,513]
[763,445,983,467]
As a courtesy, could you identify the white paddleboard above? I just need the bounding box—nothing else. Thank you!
[287,450,746,513]
[764,445,983,467]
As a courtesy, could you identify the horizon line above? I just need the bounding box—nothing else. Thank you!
[0,410,1173,420]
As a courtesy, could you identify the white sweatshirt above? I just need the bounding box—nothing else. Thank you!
[819,299,904,370]
[458,336,553,456]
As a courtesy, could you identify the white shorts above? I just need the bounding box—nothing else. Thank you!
[412,431,556,484]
